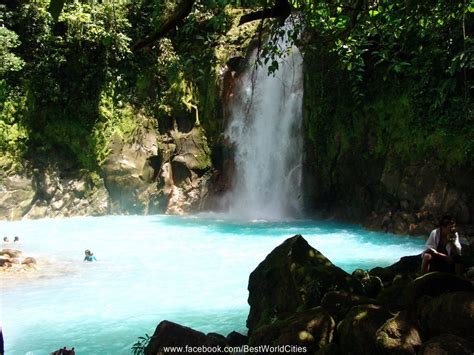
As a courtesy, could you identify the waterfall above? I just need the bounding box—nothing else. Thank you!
[224,30,304,220]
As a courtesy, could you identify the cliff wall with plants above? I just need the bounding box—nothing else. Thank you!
[0,0,259,219]
[300,1,473,235]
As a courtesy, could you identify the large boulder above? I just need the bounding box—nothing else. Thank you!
[144,321,228,355]
[370,255,421,286]
[321,290,377,321]
[225,331,247,347]
[375,311,422,354]
[246,235,351,333]
[418,334,474,355]
[351,268,383,298]
[418,291,474,341]
[249,307,335,354]
[337,304,392,355]
[400,272,472,309]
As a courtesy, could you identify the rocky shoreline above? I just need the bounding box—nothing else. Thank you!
[0,248,37,272]
[142,235,474,355]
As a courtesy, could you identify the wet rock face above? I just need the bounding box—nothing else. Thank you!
[102,116,160,214]
[0,112,215,220]
[246,235,351,333]
[389,162,473,234]
[0,167,110,220]
[0,174,36,220]
[330,160,474,236]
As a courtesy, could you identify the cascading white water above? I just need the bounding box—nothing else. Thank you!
[225,29,304,220]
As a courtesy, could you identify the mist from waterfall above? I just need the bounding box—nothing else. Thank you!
[224,31,304,220]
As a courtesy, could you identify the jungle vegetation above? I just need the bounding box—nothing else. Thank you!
[1,0,472,175]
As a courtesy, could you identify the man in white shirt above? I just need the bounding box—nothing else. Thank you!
[421,215,462,275]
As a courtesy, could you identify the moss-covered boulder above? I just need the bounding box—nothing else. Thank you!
[377,279,412,311]
[249,307,335,353]
[170,127,211,172]
[144,320,227,355]
[418,291,474,341]
[351,268,384,298]
[375,311,422,354]
[246,235,351,333]
[321,290,377,321]
[370,255,421,286]
[418,334,474,355]
[337,304,392,355]
[399,272,472,309]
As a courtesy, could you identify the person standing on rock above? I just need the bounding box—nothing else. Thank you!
[421,215,462,275]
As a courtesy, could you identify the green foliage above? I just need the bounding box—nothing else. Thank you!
[0,85,28,170]
[299,0,473,183]
[131,333,152,355]
[0,27,25,75]
[92,88,140,166]
[2,0,469,185]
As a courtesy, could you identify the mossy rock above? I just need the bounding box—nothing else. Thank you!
[370,254,421,285]
[337,304,392,355]
[144,320,226,355]
[375,311,422,354]
[400,272,472,309]
[249,307,335,354]
[418,291,474,341]
[321,290,377,321]
[418,334,474,355]
[246,235,351,334]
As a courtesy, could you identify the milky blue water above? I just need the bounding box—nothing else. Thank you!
[0,215,425,354]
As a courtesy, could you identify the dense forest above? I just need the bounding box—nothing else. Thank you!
[1,0,473,230]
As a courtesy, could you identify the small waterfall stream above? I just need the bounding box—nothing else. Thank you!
[225,31,304,220]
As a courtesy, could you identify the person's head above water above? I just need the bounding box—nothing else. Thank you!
[3,237,8,242]
[14,236,19,242]
[85,249,92,256]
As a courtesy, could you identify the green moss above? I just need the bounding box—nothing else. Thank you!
[92,89,142,167]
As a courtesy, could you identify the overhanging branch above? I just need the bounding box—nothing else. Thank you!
[239,0,291,26]
[133,0,196,51]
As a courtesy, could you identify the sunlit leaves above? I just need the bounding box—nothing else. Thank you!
[0,27,25,75]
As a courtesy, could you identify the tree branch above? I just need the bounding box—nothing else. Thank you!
[133,0,196,51]
[239,0,291,26]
